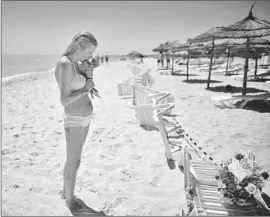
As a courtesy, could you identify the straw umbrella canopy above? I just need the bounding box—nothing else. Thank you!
[127,50,144,58]
[193,5,270,94]
[217,41,241,75]
[188,26,229,88]
[152,41,171,53]
[234,38,270,76]
[219,5,270,94]
[171,42,205,80]
[162,40,187,72]
[189,5,270,94]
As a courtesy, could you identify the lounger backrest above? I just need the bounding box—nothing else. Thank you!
[153,104,175,161]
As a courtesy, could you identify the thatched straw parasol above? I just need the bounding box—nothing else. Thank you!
[171,42,205,80]
[127,50,144,58]
[235,38,270,77]
[189,4,270,94]
[162,40,188,72]
[188,26,228,88]
[218,4,270,94]
[217,41,241,75]
[152,41,171,53]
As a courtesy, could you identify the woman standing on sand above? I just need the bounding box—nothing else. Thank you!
[54,31,98,211]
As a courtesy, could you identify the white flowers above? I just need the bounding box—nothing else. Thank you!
[218,181,226,189]
[228,158,247,182]
[245,183,257,195]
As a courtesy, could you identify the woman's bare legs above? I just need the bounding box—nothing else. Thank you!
[62,124,90,201]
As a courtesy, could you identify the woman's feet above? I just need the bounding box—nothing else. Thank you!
[65,198,83,212]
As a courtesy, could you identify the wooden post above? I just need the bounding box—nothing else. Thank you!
[225,47,230,76]
[207,37,215,89]
[187,51,190,81]
[255,57,258,77]
[131,85,136,105]
[242,37,250,96]
[184,146,190,188]
[171,51,175,73]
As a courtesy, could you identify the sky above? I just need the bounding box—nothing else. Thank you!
[2,1,270,55]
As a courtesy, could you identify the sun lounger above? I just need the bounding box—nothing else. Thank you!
[180,147,267,216]
[212,67,242,76]
[129,90,174,129]
[130,103,175,130]
[149,92,174,105]
[248,70,270,81]
[159,69,172,75]
[117,82,132,97]
[211,92,270,109]
[130,84,162,106]
[153,104,182,169]
[260,64,270,69]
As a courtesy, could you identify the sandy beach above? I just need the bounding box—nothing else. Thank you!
[2,59,270,216]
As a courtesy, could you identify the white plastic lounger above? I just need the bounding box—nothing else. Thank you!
[130,103,175,130]
[211,92,270,109]
[117,82,132,97]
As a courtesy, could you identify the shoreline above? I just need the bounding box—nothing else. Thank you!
[2,67,56,83]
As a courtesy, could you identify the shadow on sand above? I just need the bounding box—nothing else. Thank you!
[140,125,159,132]
[235,100,270,114]
[207,85,268,94]
[69,198,106,216]
[172,72,199,77]
[182,79,222,84]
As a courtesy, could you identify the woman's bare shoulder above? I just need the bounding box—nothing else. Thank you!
[56,56,74,74]
[55,56,74,84]
[56,56,71,68]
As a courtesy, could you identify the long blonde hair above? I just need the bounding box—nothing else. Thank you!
[62,31,98,57]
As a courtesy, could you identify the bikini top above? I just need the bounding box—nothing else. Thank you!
[68,57,86,92]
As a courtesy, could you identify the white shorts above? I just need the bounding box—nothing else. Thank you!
[63,114,94,128]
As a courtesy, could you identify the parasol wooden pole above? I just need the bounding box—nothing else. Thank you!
[243,37,250,95]
[225,47,230,76]
[186,50,190,81]
[255,57,258,77]
[171,51,175,72]
[207,37,215,89]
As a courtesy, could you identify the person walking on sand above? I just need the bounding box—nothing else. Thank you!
[101,55,104,64]
[166,54,170,70]
[54,31,99,212]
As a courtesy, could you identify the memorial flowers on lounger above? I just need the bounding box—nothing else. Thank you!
[215,152,269,211]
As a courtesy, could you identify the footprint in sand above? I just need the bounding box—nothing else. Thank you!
[230,133,247,139]
[13,133,20,138]
[2,149,10,156]
[91,128,106,141]
[30,152,40,157]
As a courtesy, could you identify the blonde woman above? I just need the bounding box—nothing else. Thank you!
[55,31,98,211]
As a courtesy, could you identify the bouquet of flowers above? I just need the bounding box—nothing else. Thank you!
[215,152,269,211]
[78,57,101,99]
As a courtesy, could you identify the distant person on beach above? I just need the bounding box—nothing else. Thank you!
[54,31,98,212]
[105,55,109,63]
[157,59,161,67]
[166,55,170,69]
[160,52,164,68]
[140,54,144,63]
[101,55,104,64]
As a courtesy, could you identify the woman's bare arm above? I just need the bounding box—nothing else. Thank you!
[57,60,87,107]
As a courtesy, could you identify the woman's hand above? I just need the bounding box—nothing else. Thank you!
[91,58,100,68]
[85,67,94,79]
[82,79,95,92]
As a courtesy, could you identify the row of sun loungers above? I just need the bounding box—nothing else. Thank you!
[117,64,270,216]
[212,92,270,109]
